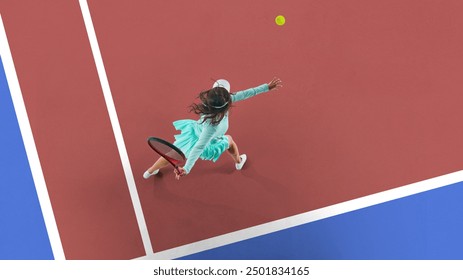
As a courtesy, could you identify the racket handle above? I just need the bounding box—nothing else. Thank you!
[174,165,183,180]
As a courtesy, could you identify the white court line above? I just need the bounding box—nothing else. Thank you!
[79,0,153,255]
[137,170,463,259]
[0,14,65,260]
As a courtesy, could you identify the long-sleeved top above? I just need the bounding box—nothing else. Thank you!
[183,83,269,173]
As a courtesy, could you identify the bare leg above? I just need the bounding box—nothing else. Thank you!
[226,135,241,164]
[147,157,170,173]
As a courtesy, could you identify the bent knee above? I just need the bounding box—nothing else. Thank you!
[226,135,235,146]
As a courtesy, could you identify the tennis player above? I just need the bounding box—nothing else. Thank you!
[143,77,283,180]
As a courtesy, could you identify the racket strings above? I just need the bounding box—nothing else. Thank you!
[147,137,186,166]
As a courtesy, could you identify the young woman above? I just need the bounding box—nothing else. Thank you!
[143,77,283,180]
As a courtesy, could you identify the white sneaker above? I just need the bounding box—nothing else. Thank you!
[143,169,159,179]
[235,154,247,170]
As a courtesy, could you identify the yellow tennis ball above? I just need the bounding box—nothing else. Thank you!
[275,15,286,26]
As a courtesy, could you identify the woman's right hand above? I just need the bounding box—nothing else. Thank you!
[174,166,187,180]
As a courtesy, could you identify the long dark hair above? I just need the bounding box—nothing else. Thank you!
[189,87,232,126]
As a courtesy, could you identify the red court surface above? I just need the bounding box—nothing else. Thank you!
[1,0,463,258]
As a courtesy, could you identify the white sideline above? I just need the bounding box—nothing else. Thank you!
[79,0,153,255]
[0,14,65,259]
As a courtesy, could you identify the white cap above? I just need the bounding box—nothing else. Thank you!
[212,79,231,92]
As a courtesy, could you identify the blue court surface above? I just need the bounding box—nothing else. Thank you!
[0,57,54,259]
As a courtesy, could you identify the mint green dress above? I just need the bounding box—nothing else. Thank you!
[173,84,269,174]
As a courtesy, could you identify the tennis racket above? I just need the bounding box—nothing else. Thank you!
[147,137,186,173]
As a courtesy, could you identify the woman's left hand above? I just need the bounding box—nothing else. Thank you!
[174,167,187,180]
[268,77,283,91]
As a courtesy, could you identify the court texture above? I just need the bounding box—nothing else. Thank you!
[1,0,463,260]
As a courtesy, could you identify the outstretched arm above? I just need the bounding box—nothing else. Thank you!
[231,77,283,103]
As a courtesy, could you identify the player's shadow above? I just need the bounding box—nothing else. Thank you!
[215,162,236,175]
[149,158,285,202]
[216,158,284,192]
[149,175,258,219]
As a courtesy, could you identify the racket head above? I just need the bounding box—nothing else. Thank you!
[147,137,186,169]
